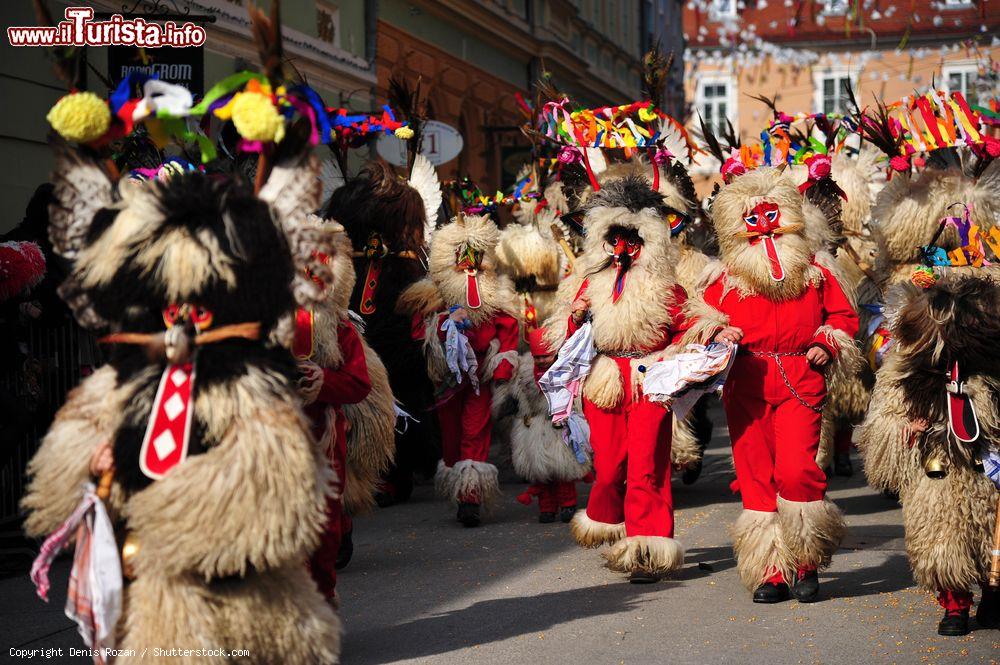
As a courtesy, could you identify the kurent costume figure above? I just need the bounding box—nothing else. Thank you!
[550,173,692,582]
[323,156,442,506]
[297,217,395,594]
[22,134,343,662]
[498,327,591,523]
[398,214,520,527]
[858,97,1000,635]
[686,165,859,603]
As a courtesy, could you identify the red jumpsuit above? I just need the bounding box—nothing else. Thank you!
[702,265,858,515]
[568,282,690,539]
[413,311,519,503]
[307,322,372,599]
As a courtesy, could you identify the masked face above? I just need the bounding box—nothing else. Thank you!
[602,226,643,303]
[455,244,485,308]
[743,201,785,282]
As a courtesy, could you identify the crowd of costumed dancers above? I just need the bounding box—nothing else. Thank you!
[12,2,1000,662]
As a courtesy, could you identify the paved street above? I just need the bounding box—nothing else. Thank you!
[3,407,999,664]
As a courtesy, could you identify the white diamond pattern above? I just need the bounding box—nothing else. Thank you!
[170,369,188,387]
[152,430,177,460]
[163,393,184,421]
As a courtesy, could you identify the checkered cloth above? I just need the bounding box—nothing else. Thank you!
[539,322,595,423]
[643,342,737,419]
[560,411,592,464]
[30,483,122,663]
[982,447,1000,489]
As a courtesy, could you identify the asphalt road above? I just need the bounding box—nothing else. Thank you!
[3,405,999,664]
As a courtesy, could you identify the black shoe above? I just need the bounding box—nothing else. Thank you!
[629,570,659,584]
[538,512,556,524]
[976,588,1000,628]
[753,582,790,604]
[374,491,395,508]
[681,458,704,485]
[833,452,854,477]
[792,569,820,603]
[938,608,970,636]
[457,502,481,528]
[559,506,576,523]
[334,528,353,570]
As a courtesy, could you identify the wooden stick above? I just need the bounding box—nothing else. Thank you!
[989,492,1000,588]
[550,223,576,271]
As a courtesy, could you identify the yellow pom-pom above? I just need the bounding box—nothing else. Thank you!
[230,91,284,143]
[46,92,111,143]
[394,126,414,140]
[637,106,658,122]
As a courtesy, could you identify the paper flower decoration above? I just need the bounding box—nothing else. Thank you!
[47,92,111,143]
[228,82,285,144]
[394,126,414,140]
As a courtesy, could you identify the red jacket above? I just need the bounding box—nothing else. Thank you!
[411,311,519,382]
[305,321,372,436]
[703,264,858,398]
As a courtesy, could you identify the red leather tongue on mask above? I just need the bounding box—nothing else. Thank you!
[466,270,482,309]
[761,235,786,282]
[139,362,195,481]
[612,265,627,303]
[946,361,980,443]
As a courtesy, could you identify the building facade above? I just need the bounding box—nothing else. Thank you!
[0,0,376,233]
[376,0,650,188]
[681,0,1000,193]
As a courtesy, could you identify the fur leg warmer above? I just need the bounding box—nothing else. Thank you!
[603,536,685,575]
[569,510,626,548]
[731,509,794,591]
[436,460,500,507]
[777,496,846,573]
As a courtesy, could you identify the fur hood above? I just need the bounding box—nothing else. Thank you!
[423,213,517,325]
[711,167,820,300]
[497,208,564,289]
[576,174,681,352]
[871,158,1000,287]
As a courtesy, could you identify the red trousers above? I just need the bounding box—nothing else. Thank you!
[437,382,494,502]
[519,481,578,513]
[583,357,675,538]
[723,357,827,512]
[310,413,350,599]
[438,382,494,466]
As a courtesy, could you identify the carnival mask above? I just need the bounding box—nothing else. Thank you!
[602,226,643,303]
[743,201,785,282]
[456,244,484,308]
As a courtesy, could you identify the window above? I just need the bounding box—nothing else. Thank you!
[821,0,848,14]
[813,70,854,115]
[943,63,979,103]
[942,0,973,6]
[712,0,737,18]
[316,2,340,47]
[697,77,736,135]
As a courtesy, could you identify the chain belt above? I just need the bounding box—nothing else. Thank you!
[739,350,827,413]
[595,348,648,359]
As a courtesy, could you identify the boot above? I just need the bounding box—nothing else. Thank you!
[457,502,481,528]
[628,570,659,584]
[833,451,853,477]
[559,506,576,523]
[335,527,353,570]
[538,512,556,524]
[938,608,970,636]
[681,457,704,485]
[976,587,1000,628]
[792,567,820,603]
[753,581,790,603]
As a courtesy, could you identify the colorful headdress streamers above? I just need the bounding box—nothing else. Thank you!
[919,202,1000,270]
[537,98,697,191]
